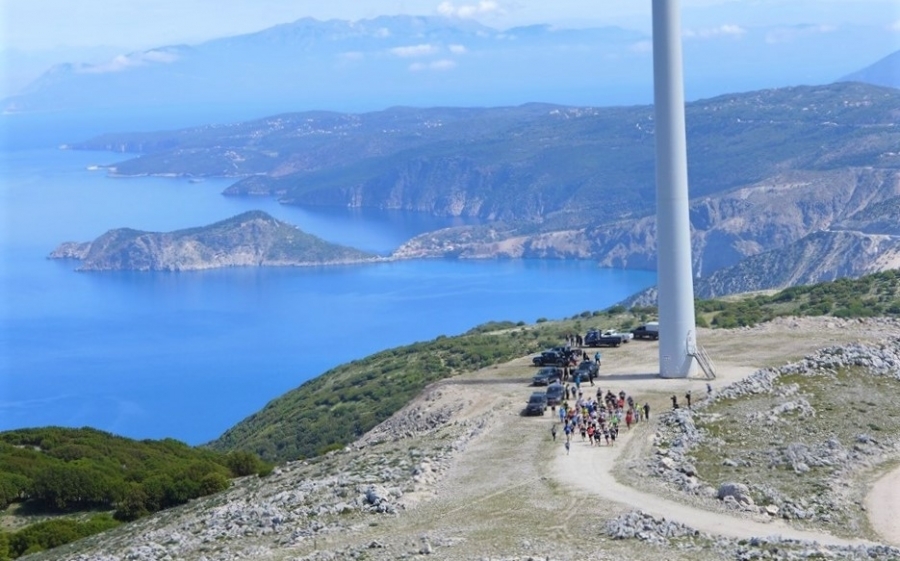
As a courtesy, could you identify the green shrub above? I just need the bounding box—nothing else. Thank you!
[6,515,119,559]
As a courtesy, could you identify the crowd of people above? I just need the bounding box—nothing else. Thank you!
[550,385,649,453]
[544,335,649,455]
[539,335,713,455]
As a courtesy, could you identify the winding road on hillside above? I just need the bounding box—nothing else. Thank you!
[552,425,875,547]
[533,317,900,548]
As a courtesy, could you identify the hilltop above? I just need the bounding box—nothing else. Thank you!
[16,315,900,561]
[48,210,379,271]
[6,272,900,559]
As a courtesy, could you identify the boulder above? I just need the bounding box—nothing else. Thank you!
[717,482,754,505]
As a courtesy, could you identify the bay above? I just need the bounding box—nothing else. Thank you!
[0,138,657,446]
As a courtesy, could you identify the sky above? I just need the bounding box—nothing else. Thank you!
[0,0,898,99]
[2,0,899,52]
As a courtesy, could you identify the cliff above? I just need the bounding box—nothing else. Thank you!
[48,210,379,271]
[394,169,900,282]
[67,82,900,294]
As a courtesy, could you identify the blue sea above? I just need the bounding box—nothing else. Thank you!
[0,110,657,445]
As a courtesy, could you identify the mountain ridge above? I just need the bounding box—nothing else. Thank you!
[4,15,897,114]
[840,49,900,89]
[66,82,900,291]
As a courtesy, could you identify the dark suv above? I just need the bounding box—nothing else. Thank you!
[532,367,562,386]
[525,392,549,415]
[574,360,599,380]
[545,383,565,406]
[532,350,567,367]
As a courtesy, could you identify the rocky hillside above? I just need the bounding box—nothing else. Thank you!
[49,210,377,271]
[695,229,900,298]
[17,315,900,561]
[396,168,900,284]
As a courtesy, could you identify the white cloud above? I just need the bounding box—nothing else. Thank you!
[889,20,900,32]
[76,48,179,74]
[448,44,467,54]
[684,24,747,39]
[339,51,364,61]
[374,27,391,38]
[409,59,457,72]
[390,43,439,57]
[765,24,836,44]
[437,1,502,19]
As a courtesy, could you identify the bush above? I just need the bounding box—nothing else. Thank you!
[198,472,229,496]
[224,451,265,477]
[7,515,118,558]
[114,484,149,521]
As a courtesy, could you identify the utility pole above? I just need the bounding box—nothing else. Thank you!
[652,0,697,378]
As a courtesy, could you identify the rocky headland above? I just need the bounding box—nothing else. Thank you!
[48,210,380,271]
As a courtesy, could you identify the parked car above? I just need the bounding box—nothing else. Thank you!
[574,360,599,380]
[631,321,660,340]
[532,350,567,366]
[532,367,562,386]
[545,383,565,406]
[524,392,549,415]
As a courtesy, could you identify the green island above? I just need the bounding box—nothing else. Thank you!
[48,210,379,272]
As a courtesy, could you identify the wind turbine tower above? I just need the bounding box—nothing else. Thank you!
[652,0,697,378]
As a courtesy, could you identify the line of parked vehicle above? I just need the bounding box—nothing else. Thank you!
[523,322,659,415]
[525,354,601,415]
[584,321,659,347]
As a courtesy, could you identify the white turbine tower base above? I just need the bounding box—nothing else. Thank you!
[652,0,697,378]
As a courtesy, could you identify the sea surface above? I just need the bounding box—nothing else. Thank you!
[0,111,657,445]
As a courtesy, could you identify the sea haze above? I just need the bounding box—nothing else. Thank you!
[0,122,657,445]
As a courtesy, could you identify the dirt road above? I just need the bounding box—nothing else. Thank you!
[553,418,872,546]
[866,465,900,546]
[537,317,900,546]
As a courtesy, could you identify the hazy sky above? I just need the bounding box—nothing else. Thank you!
[2,0,899,52]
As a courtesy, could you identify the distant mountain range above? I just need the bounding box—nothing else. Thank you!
[841,49,900,89]
[3,15,898,114]
[67,82,900,294]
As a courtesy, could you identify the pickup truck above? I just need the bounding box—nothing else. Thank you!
[631,322,660,340]
[584,329,625,347]
[532,350,568,366]
[603,330,632,343]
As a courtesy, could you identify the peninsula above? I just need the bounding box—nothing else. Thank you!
[49,210,379,271]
